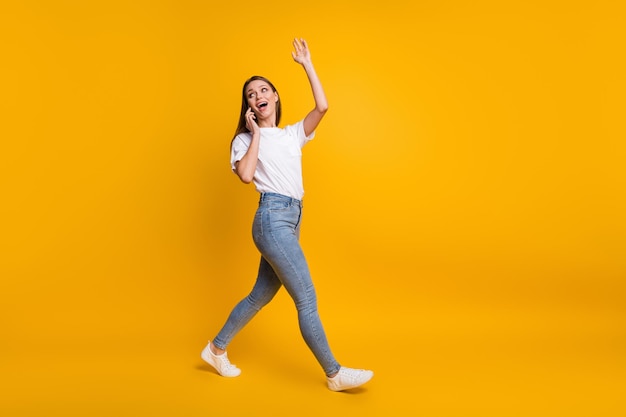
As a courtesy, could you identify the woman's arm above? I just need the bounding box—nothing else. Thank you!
[234,108,261,184]
[292,38,328,137]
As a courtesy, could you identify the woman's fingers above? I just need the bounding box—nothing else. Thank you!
[245,108,257,132]
[293,38,307,55]
[292,38,311,64]
[293,38,302,51]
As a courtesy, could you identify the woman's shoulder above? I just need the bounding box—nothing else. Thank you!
[281,120,306,135]
[260,122,301,137]
[231,132,252,150]
[233,131,252,142]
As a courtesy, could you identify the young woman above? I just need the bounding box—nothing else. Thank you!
[201,38,373,391]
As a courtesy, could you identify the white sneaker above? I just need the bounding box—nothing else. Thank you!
[327,366,374,391]
[201,342,241,377]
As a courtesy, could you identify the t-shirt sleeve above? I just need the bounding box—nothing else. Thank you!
[230,134,250,171]
[286,120,315,148]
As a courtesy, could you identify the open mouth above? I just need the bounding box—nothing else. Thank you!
[257,101,268,110]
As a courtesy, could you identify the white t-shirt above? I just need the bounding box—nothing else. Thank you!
[230,120,314,200]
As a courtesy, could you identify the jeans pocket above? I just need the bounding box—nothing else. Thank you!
[267,201,291,211]
[268,205,300,230]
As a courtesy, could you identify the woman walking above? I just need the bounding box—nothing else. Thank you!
[201,38,373,392]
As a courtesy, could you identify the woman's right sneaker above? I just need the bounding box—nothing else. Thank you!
[327,366,374,391]
[201,342,241,377]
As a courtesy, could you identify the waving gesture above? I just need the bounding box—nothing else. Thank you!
[290,38,328,137]
[291,38,311,66]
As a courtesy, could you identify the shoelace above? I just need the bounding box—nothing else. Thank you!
[217,353,238,371]
[338,368,366,381]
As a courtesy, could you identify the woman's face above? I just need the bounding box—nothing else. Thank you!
[245,79,279,122]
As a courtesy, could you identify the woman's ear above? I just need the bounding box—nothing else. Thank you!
[274,92,279,102]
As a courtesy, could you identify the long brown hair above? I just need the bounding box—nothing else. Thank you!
[232,75,282,141]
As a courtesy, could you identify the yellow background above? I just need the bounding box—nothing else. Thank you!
[1,0,624,415]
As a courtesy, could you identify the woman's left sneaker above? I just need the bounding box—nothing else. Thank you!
[201,342,241,377]
[327,366,374,391]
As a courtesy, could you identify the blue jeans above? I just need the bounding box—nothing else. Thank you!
[213,192,341,376]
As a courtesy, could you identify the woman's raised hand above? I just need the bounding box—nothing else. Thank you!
[291,38,311,66]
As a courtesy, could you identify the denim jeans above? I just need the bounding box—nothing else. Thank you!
[213,192,341,376]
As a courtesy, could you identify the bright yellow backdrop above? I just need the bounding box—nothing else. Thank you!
[1,1,624,416]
